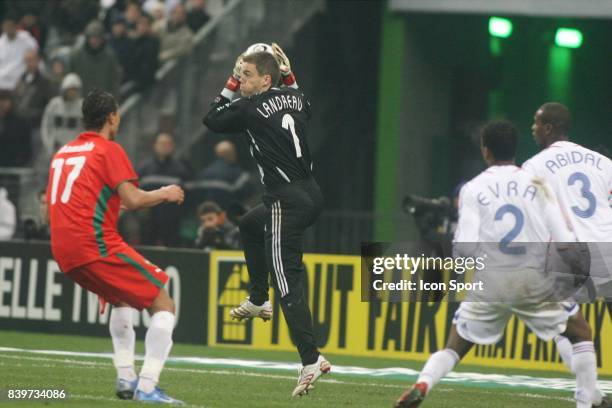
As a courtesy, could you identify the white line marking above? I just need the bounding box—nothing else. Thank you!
[0,355,575,404]
[0,346,609,396]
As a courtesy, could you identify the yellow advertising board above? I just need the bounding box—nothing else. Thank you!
[208,251,611,374]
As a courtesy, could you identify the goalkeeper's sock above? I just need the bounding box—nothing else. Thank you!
[138,311,175,393]
[109,307,137,381]
[572,341,602,407]
[417,349,460,392]
[554,335,574,372]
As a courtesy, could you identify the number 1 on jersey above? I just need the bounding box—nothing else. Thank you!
[50,156,87,204]
[282,114,302,158]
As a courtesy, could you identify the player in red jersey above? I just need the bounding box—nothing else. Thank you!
[47,89,185,404]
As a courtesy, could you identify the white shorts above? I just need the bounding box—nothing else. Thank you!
[453,301,579,345]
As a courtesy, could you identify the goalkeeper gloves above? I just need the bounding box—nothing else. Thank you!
[233,54,244,80]
[220,55,243,100]
[271,42,297,88]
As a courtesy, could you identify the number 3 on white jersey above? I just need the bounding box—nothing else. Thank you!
[282,113,302,158]
[50,156,87,204]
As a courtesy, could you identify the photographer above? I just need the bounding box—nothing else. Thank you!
[22,189,50,240]
[194,201,241,251]
[401,184,464,302]
[403,195,456,243]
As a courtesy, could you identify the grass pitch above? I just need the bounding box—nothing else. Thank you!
[0,330,606,407]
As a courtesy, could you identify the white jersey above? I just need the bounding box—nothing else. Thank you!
[455,165,574,244]
[452,166,579,343]
[522,141,612,242]
[454,165,577,305]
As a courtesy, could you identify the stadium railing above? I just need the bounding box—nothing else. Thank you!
[118,0,325,166]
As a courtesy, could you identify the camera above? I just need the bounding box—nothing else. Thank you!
[402,194,456,241]
[22,217,50,241]
[199,227,225,248]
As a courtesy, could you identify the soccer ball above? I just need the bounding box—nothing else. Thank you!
[244,43,274,56]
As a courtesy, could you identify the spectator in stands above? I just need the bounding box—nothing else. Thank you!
[0,13,38,92]
[158,3,193,62]
[14,49,55,164]
[40,73,83,157]
[194,201,241,251]
[0,90,32,167]
[147,1,167,35]
[194,140,252,209]
[144,0,182,18]
[124,14,160,91]
[47,50,70,94]
[22,189,50,241]
[102,0,128,33]
[14,50,55,130]
[18,12,47,50]
[138,132,190,247]
[109,15,134,80]
[69,20,122,98]
[50,0,100,39]
[186,0,210,33]
[125,0,143,36]
[0,187,17,240]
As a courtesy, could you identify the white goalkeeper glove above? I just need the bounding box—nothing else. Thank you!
[220,54,243,100]
[271,42,297,88]
[233,54,244,80]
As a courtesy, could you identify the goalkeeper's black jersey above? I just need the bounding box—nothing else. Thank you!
[203,87,314,189]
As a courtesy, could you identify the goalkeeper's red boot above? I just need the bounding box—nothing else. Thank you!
[394,382,428,408]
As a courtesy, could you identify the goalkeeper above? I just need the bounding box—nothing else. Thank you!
[202,43,330,397]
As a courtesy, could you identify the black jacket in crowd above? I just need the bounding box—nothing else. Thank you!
[137,155,191,191]
[125,34,160,91]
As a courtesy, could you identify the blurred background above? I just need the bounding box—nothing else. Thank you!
[0,0,610,254]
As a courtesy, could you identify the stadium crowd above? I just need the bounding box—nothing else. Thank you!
[0,0,256,248]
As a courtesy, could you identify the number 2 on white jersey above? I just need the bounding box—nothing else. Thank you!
[282,113,302,158]
[495,204,526,255]
[50,156,87,204]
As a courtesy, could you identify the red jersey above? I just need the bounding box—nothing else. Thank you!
[48,132,138,272]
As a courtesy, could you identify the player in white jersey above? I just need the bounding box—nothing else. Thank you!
[523,102,612,243]
[523,103,612,300]
[394,121,607,408]
[523,102,611,404]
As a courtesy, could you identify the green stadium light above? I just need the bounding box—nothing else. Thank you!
[555,28,583,48]
[489,17,513,38]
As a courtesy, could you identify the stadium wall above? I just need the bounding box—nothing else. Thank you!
[0,242,609,374]
[0,241,208,343]
[208,250,612,375]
